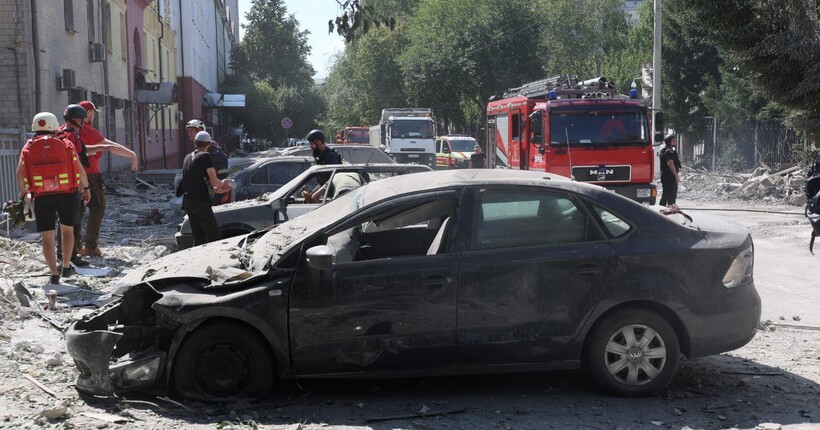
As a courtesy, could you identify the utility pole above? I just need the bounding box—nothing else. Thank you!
[652,0,662,142]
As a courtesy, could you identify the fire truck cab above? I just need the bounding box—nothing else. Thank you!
[335,127,370,145]
[487,76,662,204]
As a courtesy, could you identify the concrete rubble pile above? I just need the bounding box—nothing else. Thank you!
[681,163,809,206]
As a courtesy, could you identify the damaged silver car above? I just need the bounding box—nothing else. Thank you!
[66,170,760,401]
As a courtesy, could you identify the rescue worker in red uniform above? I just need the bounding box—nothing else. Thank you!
[55,104,92,267]
[75,100,139,257]
[16,112,90,285]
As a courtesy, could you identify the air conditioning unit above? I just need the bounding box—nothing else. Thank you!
[58,69,76,91]
[89,43,106,62]
[110,97,124,110]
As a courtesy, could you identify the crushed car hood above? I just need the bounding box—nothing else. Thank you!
[113,237,253,293]
[213,196,271,213]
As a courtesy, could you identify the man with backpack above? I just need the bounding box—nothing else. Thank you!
[16,112,90,285]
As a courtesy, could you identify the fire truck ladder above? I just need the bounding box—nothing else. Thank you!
[504,76,620,100]
[503,76,579,99]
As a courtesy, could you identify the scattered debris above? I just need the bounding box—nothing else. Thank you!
[366,407,467,423]
[23,374,57,398]
[80,411,129,424]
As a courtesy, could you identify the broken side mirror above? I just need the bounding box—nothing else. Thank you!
[270,198,284,210]
[306,245,333,271]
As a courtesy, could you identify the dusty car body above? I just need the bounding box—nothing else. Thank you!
[175,163,432,249]
[66,170,760,401]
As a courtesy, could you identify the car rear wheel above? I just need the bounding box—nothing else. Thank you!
[587,309,679,397]
[172,322,274,401]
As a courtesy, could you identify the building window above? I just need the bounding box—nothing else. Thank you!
[87,0,96,42]
[64,0,75,32]
[103,2,112,53]
[120,12,127,61]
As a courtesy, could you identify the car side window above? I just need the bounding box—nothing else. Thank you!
[473,188,598,250]
[250,164,270,184]
[270,162,307,185]
[324,198,458,263]
[592,205,631,237]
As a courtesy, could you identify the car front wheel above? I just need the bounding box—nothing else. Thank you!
[172,322,274,402]
[587,309,679,397]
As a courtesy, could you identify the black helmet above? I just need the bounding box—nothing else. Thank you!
[306,129,326,143]
[663,133,676,144]
[64,104,87,121]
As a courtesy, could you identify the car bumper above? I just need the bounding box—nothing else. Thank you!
[597,183,657,204]
[684,282,762,358]
[65,300,167,395]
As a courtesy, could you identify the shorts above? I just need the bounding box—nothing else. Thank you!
[34,193,77,232]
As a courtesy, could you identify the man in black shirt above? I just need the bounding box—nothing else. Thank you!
[470,144,487,168]
[306,129,342,165]
[659,133,682,207]
[176,131,231,246]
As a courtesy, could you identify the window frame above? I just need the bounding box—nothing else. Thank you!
[469,186,604,251]
[64,0,76,33]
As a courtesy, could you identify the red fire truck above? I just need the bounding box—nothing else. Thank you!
[486,76,663,204]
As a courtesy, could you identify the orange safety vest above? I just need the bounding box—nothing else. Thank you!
[20,135,80,196]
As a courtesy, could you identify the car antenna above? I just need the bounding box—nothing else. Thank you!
[565,127,575,180]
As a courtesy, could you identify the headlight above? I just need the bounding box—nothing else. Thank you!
[722,244,754,288]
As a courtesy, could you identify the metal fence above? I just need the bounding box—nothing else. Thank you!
[0,127,25,202]
[677,118,804,172]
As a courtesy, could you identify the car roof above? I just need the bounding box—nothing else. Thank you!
[359,169,594,205]
[266,163,432,202]
[249,155,313,167]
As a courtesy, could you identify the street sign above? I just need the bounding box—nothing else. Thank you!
[281,117,292,129]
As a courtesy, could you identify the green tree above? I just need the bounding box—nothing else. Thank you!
[683,0,820,136]
[227,0,323,143]
[321,26,410,133]
[601,0,653,97]
[400,0,543,132]
[235,0,314,88]
[537,0,630,78]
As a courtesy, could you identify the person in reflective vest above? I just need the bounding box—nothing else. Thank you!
[16,112,90,285]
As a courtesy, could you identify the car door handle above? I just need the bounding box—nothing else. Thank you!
[574,263,603,276]
[422,275,453,288]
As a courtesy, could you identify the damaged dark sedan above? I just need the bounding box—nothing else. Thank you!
[66,170,760,401]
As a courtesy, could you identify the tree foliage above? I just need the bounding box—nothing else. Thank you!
[537,0,630,78]
[683,0,820,135]
[227,0,321,143]
[235,0,314,87]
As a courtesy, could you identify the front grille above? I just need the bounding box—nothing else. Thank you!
[572,165,631,182]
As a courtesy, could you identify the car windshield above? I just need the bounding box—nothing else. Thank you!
[391,119,434,139]
[248,186,366,272]
[347,130,369,143]
[548,110,649,146]
[449,139,476,152]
